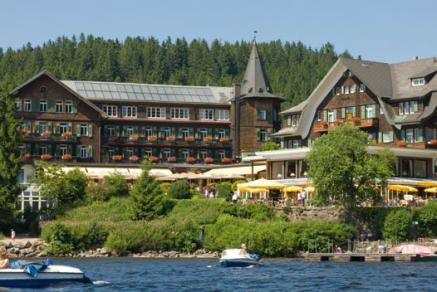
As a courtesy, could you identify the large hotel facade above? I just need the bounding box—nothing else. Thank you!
[12,43,283,169]
[253,57,437,181]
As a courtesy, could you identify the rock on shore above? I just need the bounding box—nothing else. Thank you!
[0,240,47,258]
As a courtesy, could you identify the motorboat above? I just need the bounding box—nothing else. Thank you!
[0,259,91,288]
[220,249,262,267]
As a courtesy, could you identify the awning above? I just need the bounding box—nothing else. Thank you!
[388,184,418,192]
[240,187,269,193]
[61,167,172,180]
[237,178,286,191]
[387,178,437,188]
[202,165,266,178]
[304,186,315,193]
[425,187,437,194]
[283,186,303,192]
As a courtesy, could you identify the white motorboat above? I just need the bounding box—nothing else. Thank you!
[0,259,91,288]
[220,249,262,267]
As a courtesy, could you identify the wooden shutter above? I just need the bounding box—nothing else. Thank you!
[87,124,93,137]
[48,100,55,112]
[341,108,346,119]
[400,129,406,140]
[360,105,366,119]
[72,100,78,114]
[87,145,93,158]
[76,124,81,137]
[34,144,40,155]
[32,99,39,112]
[34,121,40,134]
[416,128,423,142]
[67,122,73,132]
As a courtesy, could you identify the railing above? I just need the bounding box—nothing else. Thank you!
[313,118,379,133]
[22,134,78,143]
[102,136,232,148]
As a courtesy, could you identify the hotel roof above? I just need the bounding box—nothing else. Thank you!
[61,80,234,105]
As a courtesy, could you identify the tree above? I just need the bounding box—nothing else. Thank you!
[0,87,22,228]
[34,162,87,215]
[307,124,395,213]
[260,141,280,151]
[383,209,412,242]
[130,160,170,220]
[216,182,233,201]
[168,179,192,199]
[103,172,129,198]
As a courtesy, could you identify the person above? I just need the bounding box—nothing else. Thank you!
[10,229,16,242]
[232,192,238,204]
[301,191,306,206]
[240,243,248,256]
[0,247,9,269]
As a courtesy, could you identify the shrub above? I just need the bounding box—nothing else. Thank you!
[168,180,192,199]
[231,180,247,191]
[383,209,412,242]
[103,172,129,197]
[86,181,109,202]
[42,223,74,256]
[216,182,233,201]
[223,203,274,221]
[417,202,437,237]
[160,182,172,195]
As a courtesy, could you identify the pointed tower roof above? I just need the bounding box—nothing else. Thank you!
[240,41,284,100]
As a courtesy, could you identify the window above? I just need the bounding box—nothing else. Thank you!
[80,124,89,136]
[144,149,153,157]
[126,127,134,136]
[198,128,208,139]
[56,101,63,113]
[217,150,226,159]
[40,145,48,155]
[215,109,229,121]
[180,128,190,138]
[198,150,208,159]
[287,116,292,126]
[143,127,153,137]
[327,109,336,123]
[366,104,376,118]
[291,115,299,127]
[257,109,267,120]
[39,100,47,112]
[14,99,22,111]
[58,123,68,134]
[103,105,118,117]
[107,127,116,137]
[160,127,172,138]
[359,83,366,92]
[171,108,190,119]
[181,149,190,159]
[125,147,134,157]
[161,149,171,159]
[38,122,49,133]
[399,101,418,115]
[122,106,137,118]
[79,145,92,158]
[411,78,425,87]
[147,107,166,118]
[199,109,214,120]
[403,128,423,143]
[216,129,226,138]
[24,100,32,112]
[382,131,394,143]
[350,84,356,94]
[344,85,350,94]
[59,145,68,156]
[65,101,73,113]
[257,128,268,142]
[345,106,356,118]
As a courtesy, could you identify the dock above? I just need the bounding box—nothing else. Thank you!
[303,253,435,262]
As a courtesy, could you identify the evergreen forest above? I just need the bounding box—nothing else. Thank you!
[0,34,352,108]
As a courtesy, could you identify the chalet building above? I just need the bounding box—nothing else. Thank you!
[11,42,284,170]
[253,57,437,181]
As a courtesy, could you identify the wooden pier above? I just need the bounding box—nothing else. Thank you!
[303,253,434,262]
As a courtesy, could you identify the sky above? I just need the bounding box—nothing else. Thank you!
[0,0,436,63]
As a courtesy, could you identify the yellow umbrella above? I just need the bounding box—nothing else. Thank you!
[245,188,269,193]
[405,186,418,193]
[283,186,303,192]
[388,184,405,192]
[304,186,315,193]
[425,187,437,194]
[238,178,286,191]
[418,182,437,188]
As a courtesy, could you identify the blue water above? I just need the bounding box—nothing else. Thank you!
[5,258,437,291]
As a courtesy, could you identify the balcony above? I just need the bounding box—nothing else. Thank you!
[102,136,232,148]
[357,118,379,128]
[313,118,379,133]
[22,133,78,143]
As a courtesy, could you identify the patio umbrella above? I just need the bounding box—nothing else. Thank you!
[237,178,286,191]
[304,186,315,193]
[283,186,303,192]
[425,187,437,194]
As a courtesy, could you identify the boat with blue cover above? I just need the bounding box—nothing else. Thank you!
[0,259,91,288]
[220,249,262,267]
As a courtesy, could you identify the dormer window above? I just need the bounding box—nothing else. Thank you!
[411,78,425,87]
[399,100,419,115]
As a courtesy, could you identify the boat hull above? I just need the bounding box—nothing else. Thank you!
[220,259,260,267]
[0,265,91,288]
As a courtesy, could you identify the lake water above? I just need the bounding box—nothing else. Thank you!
[6,258,437,291]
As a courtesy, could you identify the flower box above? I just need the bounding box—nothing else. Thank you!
[129,155,140,162]
[129,134,140,141]
[20,129,31,136]
[186,156,196,163]
[219,137,231,143]
[111,155,123,161]
[221,157,232,164]
[20,153,32,160]
[41,154,52,161]
[204,157,214,164]
[396,140,407,147]
[40,131,51,138]
[167,156,177,162]
[335,119,344,126]
[62,153,73,160]
[429,139,437,145]
[203,136,213,142]
[166,135,176,142]
[148,156,159,162]
[61,131,73,138]
[351,117,361,125]
[184,136,195,142]
[147,135,158,141]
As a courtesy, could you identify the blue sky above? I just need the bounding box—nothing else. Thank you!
[0,0,436,63]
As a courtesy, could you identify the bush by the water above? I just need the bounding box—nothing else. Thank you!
[168,180,192,199]
[383,209,412,242]
[417,201,437,237]
[223,203,275,221]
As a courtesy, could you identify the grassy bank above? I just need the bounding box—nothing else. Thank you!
[41,197,356,257]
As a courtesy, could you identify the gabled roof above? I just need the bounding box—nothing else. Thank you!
[240,42,285,100]
[61,80,234,105]
[281,100,308,115]
[11,71,108,118]
[276,56,437,139]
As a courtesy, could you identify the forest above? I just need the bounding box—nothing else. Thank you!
[0,34,352,109]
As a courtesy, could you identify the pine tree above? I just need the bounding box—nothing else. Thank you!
[130,160,166,220]
[0,87,22,228]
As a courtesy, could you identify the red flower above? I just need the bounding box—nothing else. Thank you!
[204,157,214,164]
[186,156,196,163]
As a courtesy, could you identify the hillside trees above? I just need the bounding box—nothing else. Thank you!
[0,35,348,108]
